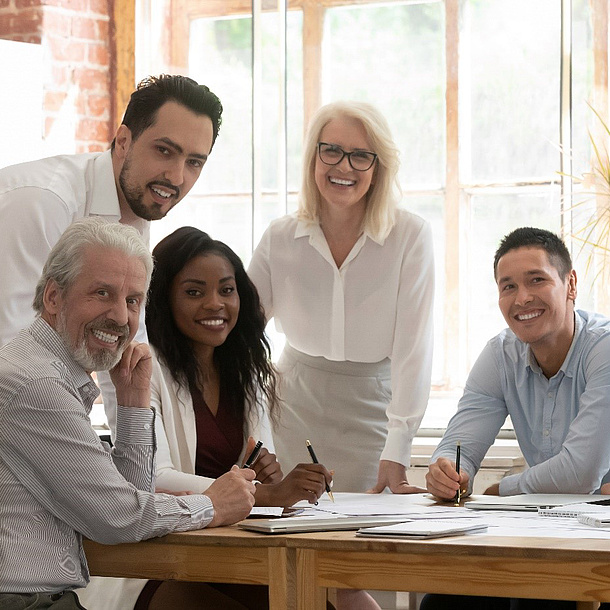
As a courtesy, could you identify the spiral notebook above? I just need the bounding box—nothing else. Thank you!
[538,499,610,518]
[465,494,606,512]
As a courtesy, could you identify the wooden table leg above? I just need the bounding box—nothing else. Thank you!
[297,548,326,610]
[269,546,297,610]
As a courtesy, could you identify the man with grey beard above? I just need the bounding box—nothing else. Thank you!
[0,218,256,610]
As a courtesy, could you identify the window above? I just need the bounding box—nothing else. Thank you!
[137,0,607,431]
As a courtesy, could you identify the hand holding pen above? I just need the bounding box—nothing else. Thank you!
[242,437,283,484]
[306,440,335,502]
[454,441,461,505]
[425,446,469,502]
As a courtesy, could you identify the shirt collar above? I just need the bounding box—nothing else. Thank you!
[294,218,371,269]
[294,217,384,245]
[28,318,99,397]
[526,311,582,378]
[89,149,121,218]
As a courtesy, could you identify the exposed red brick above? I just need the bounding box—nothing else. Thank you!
[44,89,67,112]
[44,115,55,138]
[41,9,71,37]
[0,0,12,8]
[88,0,108,16]
[45,32,85,62]
[86,93,109,118]
[15,0,41,8]
[76,117,110,142]
[87,41,108,65]
[43,0,87,12]
[0,11,42,35]
[79,142,106,153]
[73,66,108,92]
[51,63,71,87]
[11,33,41,42]
[72,15,108,40]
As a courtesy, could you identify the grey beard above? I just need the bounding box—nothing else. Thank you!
[57,310,127,371]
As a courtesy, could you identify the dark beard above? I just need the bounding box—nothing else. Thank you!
[118,157,178,221]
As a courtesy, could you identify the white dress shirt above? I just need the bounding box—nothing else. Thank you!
[248,209,435,465]
[0,150,149,347]
[0,150,149,434]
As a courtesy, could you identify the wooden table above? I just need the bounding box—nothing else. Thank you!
[85,527,610,610]
[286,531,610,610]
[84,527,296,610]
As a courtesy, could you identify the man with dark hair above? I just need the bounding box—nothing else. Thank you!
[0,74,222,347]
[0,218,255,610]
[423,226,610,609]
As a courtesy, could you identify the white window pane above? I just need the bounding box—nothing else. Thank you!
[324,1,445,188]
[468,0,560,182]
[467,188,561,367]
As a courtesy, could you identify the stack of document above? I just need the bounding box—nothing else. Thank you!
[356,519,487,539]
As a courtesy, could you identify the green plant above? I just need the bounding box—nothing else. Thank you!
[570,104,610,277]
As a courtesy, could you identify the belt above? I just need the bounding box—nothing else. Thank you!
[49,592,66,601]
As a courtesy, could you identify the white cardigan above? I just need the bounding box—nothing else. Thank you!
[151,346,275,493]
[77,348,275,610]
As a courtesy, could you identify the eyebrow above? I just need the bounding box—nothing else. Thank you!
[180,276,235,285]
[154,137,208,161]
[497,269,549,284]
[91,282,146,299]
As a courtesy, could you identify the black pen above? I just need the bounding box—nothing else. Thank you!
[306,439,335,502]
[454,441,461,506]
[243,440,263,469]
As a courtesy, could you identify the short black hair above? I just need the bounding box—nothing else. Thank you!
[493,227,572,279]
[112,74,223,150]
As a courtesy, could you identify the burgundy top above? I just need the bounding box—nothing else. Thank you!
[191,385,244,478]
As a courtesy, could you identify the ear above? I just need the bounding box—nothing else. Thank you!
[566,269,577,302]
[41,280,63,328]
[113,124,133,162]
[43,280,62,315]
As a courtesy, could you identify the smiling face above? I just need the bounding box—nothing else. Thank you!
[314,116,376,217]
[170,254,240,358]
[114,100,214,221]
[496,246,577,360]
[44,245,147,372]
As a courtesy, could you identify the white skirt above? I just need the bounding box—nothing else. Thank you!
[274,344,391,492]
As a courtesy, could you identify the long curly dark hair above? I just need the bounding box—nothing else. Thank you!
[146,226,279,425]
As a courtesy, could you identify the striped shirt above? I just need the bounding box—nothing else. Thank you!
[0,318,214,594]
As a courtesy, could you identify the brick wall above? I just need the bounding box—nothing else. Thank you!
[0,0,113,153]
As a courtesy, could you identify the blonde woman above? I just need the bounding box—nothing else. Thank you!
[249,101,435,609]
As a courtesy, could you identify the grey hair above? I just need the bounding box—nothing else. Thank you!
[33,217,153,314]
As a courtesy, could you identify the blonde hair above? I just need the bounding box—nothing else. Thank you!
[297,101,400,241]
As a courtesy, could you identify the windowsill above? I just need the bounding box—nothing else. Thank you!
[411,436,525,469]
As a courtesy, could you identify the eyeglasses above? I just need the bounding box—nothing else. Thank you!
[317,142,378,172]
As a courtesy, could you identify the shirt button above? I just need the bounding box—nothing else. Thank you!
[543,429,550,436]
[547,392,552,398]
[144,423,150,430]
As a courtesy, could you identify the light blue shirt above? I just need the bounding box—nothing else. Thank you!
[432,310,610,495]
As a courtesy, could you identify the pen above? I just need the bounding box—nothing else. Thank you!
[306,439,335,502]
[243,440,263,469]
[454,441,461,506]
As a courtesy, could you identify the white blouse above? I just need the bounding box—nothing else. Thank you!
[248,208,435,466]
